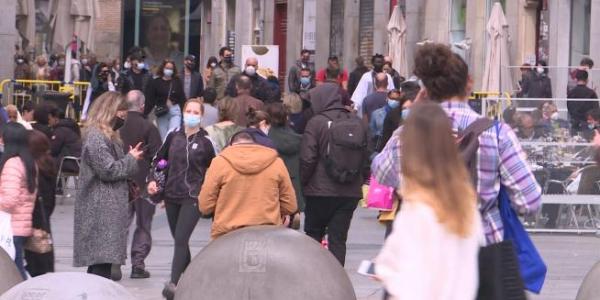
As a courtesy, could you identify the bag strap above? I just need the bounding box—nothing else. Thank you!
[36,196,50,231]
[459,118,495,139]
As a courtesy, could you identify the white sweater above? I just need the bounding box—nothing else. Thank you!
[375,200,482,300]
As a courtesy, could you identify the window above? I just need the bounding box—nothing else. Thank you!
[450,0,467,44]
[570,0,591,65]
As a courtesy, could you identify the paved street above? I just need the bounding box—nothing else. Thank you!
[48,197,600,300]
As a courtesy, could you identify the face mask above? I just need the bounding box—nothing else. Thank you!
[245,66,256,76]
[123,61,131,69]
[0,144,4,153]
[300,77,311,85]
[186,63,196,70]
[163,69,174,77]
[112,117,125,131]
[58,60,65,66]
[387,99,400,109]
[550,112,559,120]
[210,62,217,68]
[183,114,202,128]
[17,59,24,64]
[401,109,410,120]
[137,62,146,70]
[224,56,233,64]
[537,67,544,74]
[261,126,270,136]
[82,59,89,65]
[588,123,596,130]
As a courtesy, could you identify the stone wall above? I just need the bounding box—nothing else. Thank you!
[94,0,122,61]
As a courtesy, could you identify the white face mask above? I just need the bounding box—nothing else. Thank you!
[137,62,146,70]
[550,112,559,120]
[82,59,89,65]
[210,62,217,68]
[123,61,131,69]
[245,66,256,76]
[163,69,174,77]
[537,67,544,74]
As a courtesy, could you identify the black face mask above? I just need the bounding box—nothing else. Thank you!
[223,57,233,64]
[112,117,125,131]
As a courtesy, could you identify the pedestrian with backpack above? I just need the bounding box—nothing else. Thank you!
[300,82,369,266]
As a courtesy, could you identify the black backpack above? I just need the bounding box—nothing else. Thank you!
[321,111,367,183]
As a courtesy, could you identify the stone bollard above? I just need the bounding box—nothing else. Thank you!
[0,272,137,300]
[0,248,22,295]
[176,226,357,300]
[576,261,600,300]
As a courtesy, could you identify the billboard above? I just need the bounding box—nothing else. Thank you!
[241,45,280,78]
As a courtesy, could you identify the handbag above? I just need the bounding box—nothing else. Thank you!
[0,211,16,259]
[24,197,53,254]
[366,175,394,211]
[499,185,547,294]
[154,81,173,117]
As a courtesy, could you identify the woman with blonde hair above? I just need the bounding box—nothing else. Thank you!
[375,103,482,300]
[283,92,307,134]
[73,91,143,279]
[32,55,50,80]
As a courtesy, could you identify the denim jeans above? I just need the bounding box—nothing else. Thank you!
[13,236,27,279]
[157,105,182,140]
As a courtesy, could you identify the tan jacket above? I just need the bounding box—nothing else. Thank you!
[199,144,297,239]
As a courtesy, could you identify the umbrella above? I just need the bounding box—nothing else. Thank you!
[481,2,513,94]
[16,0,36,50]
[387,5,409,78]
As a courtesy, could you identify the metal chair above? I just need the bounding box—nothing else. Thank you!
[56,156,81,204]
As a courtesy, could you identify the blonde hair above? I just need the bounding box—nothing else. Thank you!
[400,103,477,237]
[184,98,205,115]
[83,91,125,141]
[283,93,303,114]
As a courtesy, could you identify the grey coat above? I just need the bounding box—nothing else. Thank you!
[73,128,137,267]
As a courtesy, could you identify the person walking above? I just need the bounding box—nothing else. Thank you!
[73,91,143,279]
[199,88,219,128]
[362,73,391,124]
[375,102,482,300]
[348,57,370,97]
[147,99,215,299]
[205,100,244,153]
[199,131,297,239]
[145,59,186,140]
[117,54,152,94]
[379,81,420,152]
[351,54,395,118]
[0,123,37,279]
[203,56,219,85]
[119,90,162,279]
[300,82,369,266]
[567,70,599,134]
[283,93,308,134]
[315,56,349,90]
[225,57,278,102]
[288,49,315,94]
[244,109,275,149]
[208,47,241,100]
[230,75,264,127]
[520,61,553,108]
[181,55,204,100]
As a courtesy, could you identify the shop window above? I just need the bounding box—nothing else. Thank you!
[570,0,591,65]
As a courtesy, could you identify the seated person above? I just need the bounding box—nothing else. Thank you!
[50,108,82,173]
[516,113,546,141]
[538,102,569,136]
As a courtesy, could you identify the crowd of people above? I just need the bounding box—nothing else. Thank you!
[2,40,599,300]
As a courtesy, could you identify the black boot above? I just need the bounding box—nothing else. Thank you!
[110,264,122,281]
[131,267,151,279]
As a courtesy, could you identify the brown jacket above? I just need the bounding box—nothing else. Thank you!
[199,144,297,239]
[231,94,264,127]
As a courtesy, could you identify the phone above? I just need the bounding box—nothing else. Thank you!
[357,260,376,277]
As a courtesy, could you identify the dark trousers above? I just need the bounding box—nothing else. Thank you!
[165,201,201,285]
[13,236,27,279]
[87,263,112,279]
[304,196,359,266]
[24,250,54,276]
[128,197,156,269]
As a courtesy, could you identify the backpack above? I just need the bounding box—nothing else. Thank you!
[321,111,367,183]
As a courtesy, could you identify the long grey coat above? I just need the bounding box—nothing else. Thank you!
[73,128,137,267]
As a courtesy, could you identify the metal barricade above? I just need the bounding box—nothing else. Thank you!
[0,79,91,121]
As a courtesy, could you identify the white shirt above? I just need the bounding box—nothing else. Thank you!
[351,71,395,118]
[375,200,482,300]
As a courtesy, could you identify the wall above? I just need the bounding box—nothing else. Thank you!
[0,0,16,84]
[94,0,122,60]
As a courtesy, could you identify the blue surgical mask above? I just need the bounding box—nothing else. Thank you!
[401,108,410,119]
[588,123,595,130]
[183,114,202,128]
[387,99,400,109]
[300,77,310,85]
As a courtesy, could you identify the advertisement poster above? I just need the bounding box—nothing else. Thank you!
[241,45,280,78]
[302,0,316,51]
[140,1,186,72]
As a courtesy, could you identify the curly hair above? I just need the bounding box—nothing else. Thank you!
[413,44,469,102]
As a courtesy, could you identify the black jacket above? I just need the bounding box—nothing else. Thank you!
[300,83,368,199]
[269,126,305,211]
[144,77,186,116]
[225,73,278,103]
[119,111,162,189]
[118,69,152,94]
[567,84,599,129]
[181,71,205,99]
[348,66,369,96]
[50,119,82,173]
[151,128,215,204]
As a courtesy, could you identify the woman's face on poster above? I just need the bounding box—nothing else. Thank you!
[146,16,172,49]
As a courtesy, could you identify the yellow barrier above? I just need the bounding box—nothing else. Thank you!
[468,91,512,119]
[0,79,91,121]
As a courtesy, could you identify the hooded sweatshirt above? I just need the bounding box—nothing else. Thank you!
[199,143,297,239]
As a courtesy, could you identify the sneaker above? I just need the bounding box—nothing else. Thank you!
[111,264,122,281]
[130,267,151,279]
[162,282,176,300]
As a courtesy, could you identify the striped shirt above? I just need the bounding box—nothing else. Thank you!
[371,101,542,244]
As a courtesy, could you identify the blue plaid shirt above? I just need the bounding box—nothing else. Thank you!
[371,101,542,244]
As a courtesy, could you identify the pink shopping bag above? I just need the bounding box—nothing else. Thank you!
[366,176,394,211]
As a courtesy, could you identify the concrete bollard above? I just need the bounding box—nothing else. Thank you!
[0,272,137,300]
[576,261,600,300]
[176,226,357,300]
[0,248,22,295]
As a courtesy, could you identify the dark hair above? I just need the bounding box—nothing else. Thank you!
[127,46,146,59]
[266,103,288,127]
[22,100,34,113]
[372,54,385,64]
[300,68,311,74]
[206,56,218,68]
[328,56,338,62]
[355,56,365,66]
[300,49,310,56]
[29,129,55,178]
[203,88,217,104]
[413,44,469,102]
[235,75,253,91]
[157,59,179,79]
[575,69,589,81]
[246,108,270,128]
[581,57,594,69]
[96,62,109,75]
[219,47,232,57]
[229,131,255,145]
[587,108,600,121]
[399,81,421,104]
[33,102,59,125]
[218,99,239,122]
[0,122,36,193]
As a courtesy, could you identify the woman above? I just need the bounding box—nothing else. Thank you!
[375,103,481,300]
[33,55,51,80]
[245,108,275,149]
[283,93,307,134]
[145,59,186,140]
[32,102,59,139]
[0,122,37,279]
[267,103,304,212]
[25,130,56,276]
[147,98,215,299]
[143,14,184,73]
[73,91,143,279]
[203,56,219,85]
[205,99,244,153]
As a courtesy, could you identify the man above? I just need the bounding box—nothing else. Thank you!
[362,73,390,124]
[348,57,370,96]
[230,75,264,127]
[181,55,204,99]
[516,113,545,141]
[351,54,395,118]
[568,57,595,93]
[119,90,162,279]
[199,131,297,240]
[316,56,348,90]
[118,54,152,94]
[567,70,599,133]
[300,82,369,266]
[288,49,315,93]
[200,87,219,128]
[384,56,404,89]
[79,53,96,82]
[297,67,316,102]
[208,46,241,100]
[225,57,277,102]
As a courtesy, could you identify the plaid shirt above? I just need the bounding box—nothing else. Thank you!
[371,101,542,244]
